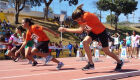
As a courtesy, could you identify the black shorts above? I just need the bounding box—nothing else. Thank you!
[11,45,22,53]
[16,45,21,49]
[88,29,108,47]
[35,41,50,53]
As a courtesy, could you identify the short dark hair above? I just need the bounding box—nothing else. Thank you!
[23,18,34,26]
[17,26,26,33]
[72,4,84,20]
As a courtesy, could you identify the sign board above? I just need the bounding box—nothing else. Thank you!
[120,47,127,59]
[60,14,65,22]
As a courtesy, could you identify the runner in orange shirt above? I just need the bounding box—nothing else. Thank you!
[15,18,64,70]
[58,4,123,71]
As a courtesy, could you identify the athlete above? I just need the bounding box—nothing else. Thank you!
[58,4,123,71]
[15,18,64,70]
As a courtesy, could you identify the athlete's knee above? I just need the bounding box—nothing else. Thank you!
[83,40,89,45]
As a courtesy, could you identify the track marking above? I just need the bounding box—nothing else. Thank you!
[0,63,140,79]
[73,70,140,80]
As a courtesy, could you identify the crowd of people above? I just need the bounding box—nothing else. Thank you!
[0,19,13,34]
[108,31,140,59]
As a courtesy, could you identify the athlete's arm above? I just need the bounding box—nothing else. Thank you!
[58,24,86,34]
[15,40,28,55]
[0,39,13,45]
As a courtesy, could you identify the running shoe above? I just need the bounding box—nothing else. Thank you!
[13,57,19,62]
[56,62,64,70]
[32,61,38,66]
[82,62,94,71]
[115,60,124,71]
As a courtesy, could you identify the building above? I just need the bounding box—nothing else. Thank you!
[0,1,9,11]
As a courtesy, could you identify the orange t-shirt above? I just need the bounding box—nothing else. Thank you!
[78,12,105,34]
[26,25,49,42]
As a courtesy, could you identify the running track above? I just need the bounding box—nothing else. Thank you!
[0,57,140,80]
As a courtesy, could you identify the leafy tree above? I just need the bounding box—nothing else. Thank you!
[1,0,9,2]
[106,14,116,24]
[59,0,78,6]
[97,0,138,31]
[10,0,42,24]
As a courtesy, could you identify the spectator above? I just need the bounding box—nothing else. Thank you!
[73,42,78,56]
[68,42,73,57]
[59,41,63,55]
[131,31,139,58]
[7,21,11,27]
[112,33,120,55]
[125,32,132,58]
[55,42,61,58]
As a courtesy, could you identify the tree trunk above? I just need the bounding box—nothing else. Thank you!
[15,12,19,24]
[110,11,112,27]
[99,10,102,22]
[44,6,49,20]
[115,13,119,31]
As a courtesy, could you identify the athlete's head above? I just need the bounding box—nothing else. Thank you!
[126,32,130,36]
[132,30,136,35]
[72,4,84,21]
[16,26,26,34]
[22,18,34,29]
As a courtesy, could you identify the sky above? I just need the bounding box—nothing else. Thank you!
[32,0,140,23]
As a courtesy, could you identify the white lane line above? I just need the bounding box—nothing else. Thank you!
[0,62,139,72]
[73,70,140,80]
[0,63,140,79]
[0,64,84,72]
[0,70,78,80]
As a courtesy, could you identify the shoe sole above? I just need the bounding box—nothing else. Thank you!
[32,62,38,66]
[114,62,124,71]
[82,68,94,71]
[56,64,64,70]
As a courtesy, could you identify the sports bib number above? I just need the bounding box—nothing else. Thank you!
[31,33,39,43]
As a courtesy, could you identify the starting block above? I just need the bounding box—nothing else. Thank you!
[76,50,85,61]
[94,49,102,62]
[120,47,129,63]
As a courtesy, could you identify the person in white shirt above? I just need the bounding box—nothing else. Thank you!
[112,33,120,55]
[131,31,139,58]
